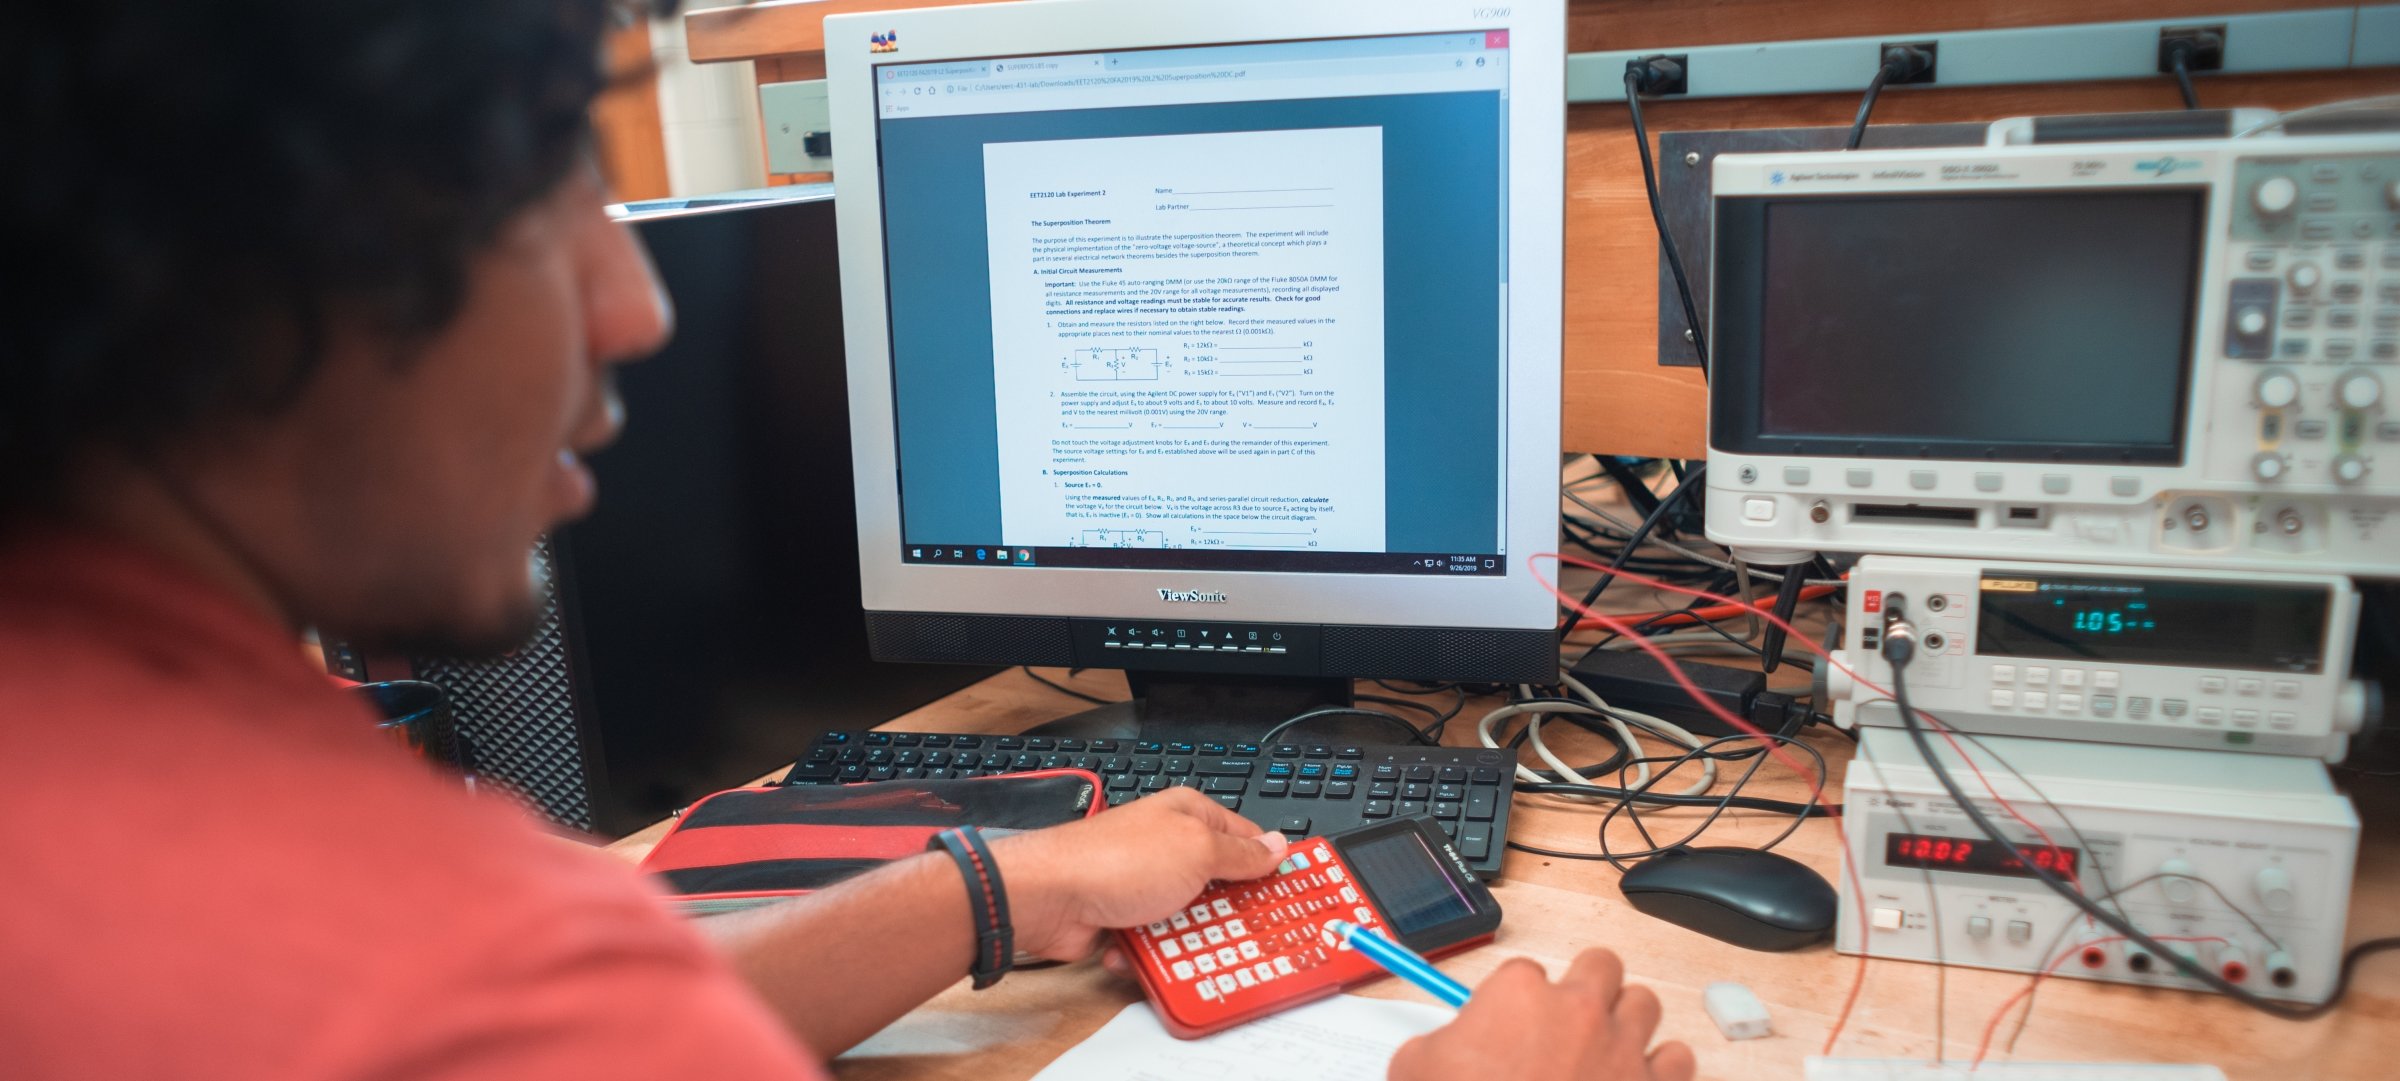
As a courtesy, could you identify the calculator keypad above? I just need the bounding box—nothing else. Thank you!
[1123,840,1393,1034]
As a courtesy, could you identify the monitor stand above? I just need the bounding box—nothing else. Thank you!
[1024,671,1405,746]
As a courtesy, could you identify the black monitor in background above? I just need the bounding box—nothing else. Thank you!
[555,190,996,832]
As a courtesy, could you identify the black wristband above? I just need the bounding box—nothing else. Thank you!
[928,826,1014,989]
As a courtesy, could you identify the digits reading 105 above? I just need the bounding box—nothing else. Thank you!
[1884,832,2080,879]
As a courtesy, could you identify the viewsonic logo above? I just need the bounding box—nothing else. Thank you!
[869,29,899,53]
[1158,588,1229,604]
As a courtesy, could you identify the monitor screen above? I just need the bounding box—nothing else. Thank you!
[871,32,1511,577]
[1712,189,2205,463]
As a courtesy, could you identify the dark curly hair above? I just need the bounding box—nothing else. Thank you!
[1,1,677,518]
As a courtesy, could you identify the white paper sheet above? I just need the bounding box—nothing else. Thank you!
[1030,994,1452,1081]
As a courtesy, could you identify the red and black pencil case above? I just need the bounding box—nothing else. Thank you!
[639,769,1102,909]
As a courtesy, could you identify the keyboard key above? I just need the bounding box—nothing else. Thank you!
[1101,756,1129,773]
[1459,826,1493,860]
[1226,919,1248,937]
[1362,800,1393,818]
[825,732,855,744]
[1235,967,1258,989]
[1324,781,1355,799]
[1203,925,1226,945]
[1292,781,1322,799]
[1164,758,1193,774]
[1371,764,1400,781]
[786,762,837,783]
[1196,979,1217,1001]
[922,734,952,748]
[1439,767,1467,783]
[1368,782,1398,799]
[1304,745,1332,758]
[1132,756,1161,774]
[1203,777,1247,794]
[1070,755,1099,771]
[1396,800,1425,816]
[1140,776,1169,792]
[1258,780,1290,797]
[1212,898,1235,918]
[996,737,1025,750]
[1195,953,1218,974]
[1167,742,1196,755]
[1466,791,1497,820]
[893,734,923,747]
[838,748,865,763]
[1197,759,1255,776]
[868,766,897,781]
[953,735,983,748]
[1200,742,1227,755]
[1336,746,1365,759]
[1160,938,1181,958]
[1297,763,1327,779]
[1271,745,1301,757]
[1434,783,1465,801]
[1090,739,1121,753]
[1134,740,1161,754]
[1107,774,1137,791]
[1403,783,1432,800]
[1173,960,1196,981]
[1279,816,1313,835]
[1406,765,1434,781]
[1213,794,1243,812]
[1232,743,1262,756]
[1106,791,1138,807]
[1433,802,1462,819]
[837,764,866,781]
[1330,764,1358,779]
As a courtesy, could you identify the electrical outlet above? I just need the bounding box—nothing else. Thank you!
[1879,40,1938,85]
[1629,53,1688,96]
[2158,24,2227,73]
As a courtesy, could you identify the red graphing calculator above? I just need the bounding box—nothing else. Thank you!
[1119,815,1503,1038]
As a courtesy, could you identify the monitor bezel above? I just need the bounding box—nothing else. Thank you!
[826,0,1563,633]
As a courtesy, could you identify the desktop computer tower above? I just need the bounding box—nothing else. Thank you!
[330,190,996,836]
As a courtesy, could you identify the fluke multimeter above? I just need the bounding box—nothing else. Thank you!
[1119,815,1503,1038]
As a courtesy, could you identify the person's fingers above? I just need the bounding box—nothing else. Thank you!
[1471,956,1551,1005]
[1613,983,1663,1043]
[1100,947,1131,977]
[1563,947,1627,1010]
[1168,785,1285,840]
[1204,825,1289,880]
[1649,1040,1698,1081]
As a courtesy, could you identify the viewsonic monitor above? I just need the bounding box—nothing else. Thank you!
[826,0,1565,738]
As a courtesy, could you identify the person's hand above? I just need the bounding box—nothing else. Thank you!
[1388,949,1695,1081]
[990,787,1288,961]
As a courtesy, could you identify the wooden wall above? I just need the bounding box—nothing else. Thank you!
[673,0,2400,457]
[594,22,673,203]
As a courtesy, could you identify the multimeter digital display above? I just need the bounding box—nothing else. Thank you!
[1119,815,1503,1038]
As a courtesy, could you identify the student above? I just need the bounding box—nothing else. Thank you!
[0,4,1693,1079]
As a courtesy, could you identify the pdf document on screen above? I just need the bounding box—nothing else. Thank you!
[983,126,1387,553]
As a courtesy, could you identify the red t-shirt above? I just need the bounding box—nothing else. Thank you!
[0,531,827,1079]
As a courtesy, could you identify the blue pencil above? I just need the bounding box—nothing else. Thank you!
[1326,918,1472,1007]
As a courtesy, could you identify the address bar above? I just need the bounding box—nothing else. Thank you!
[948,68,1251,95]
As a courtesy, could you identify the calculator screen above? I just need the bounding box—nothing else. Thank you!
[1345,831,1473,934]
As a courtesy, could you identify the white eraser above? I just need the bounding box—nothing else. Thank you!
[1703,981,1772,1041]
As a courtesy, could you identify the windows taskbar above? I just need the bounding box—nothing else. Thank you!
[900,544,1505,575]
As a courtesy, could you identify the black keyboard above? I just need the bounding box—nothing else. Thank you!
[781,732,1518,878]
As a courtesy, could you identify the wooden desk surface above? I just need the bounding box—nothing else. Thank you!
[607,668,2400,1080]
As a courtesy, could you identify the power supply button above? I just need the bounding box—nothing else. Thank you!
[1742,498,1775,523]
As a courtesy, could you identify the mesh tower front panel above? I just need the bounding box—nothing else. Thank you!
[407,537,603,831]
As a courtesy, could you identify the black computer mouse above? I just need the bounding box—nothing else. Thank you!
[1617,845,1837,952]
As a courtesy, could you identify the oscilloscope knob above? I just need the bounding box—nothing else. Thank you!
[2159,859,2200,904]
[2252,175,2299,217]
[2286,261,2322,294]
[2337,370,2383,410]
[2235,306,2270,338]
[2253,453,2288,481]
[2255,369,2300,410]
[2333,455,2370,484]
[2255,866,2297,914]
